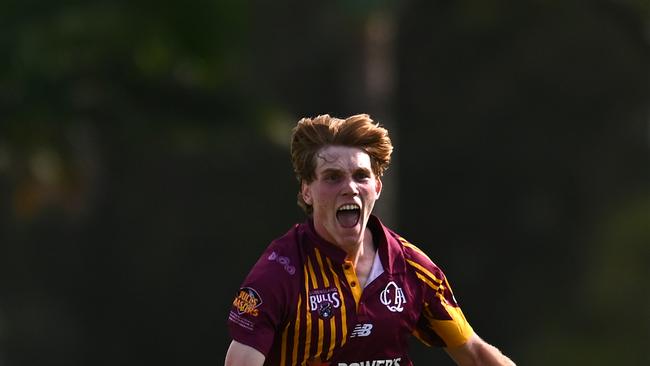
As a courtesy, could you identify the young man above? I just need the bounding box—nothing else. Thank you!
[225,114,515,365]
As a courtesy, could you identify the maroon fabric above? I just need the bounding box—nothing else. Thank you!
[227,215,470,366]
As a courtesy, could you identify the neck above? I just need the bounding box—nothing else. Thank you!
[344,228,374,266]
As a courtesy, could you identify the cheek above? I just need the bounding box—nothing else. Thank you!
[312,186,337,205]
[362,184,379,198]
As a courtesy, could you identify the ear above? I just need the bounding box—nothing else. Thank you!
[375,177,383,199]
[301,181,313,205]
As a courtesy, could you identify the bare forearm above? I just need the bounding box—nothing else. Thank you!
[445,334,516,366]
[225,340,265,366]
[474,341,515,366]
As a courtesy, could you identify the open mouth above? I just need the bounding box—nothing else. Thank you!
[336,204,361,228]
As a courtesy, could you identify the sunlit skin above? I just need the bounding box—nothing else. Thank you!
[301,145,382,257]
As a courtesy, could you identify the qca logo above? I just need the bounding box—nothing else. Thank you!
[380,281,406,312]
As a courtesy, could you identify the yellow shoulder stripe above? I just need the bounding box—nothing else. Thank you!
[399,237,444,286]
[406,259,444,286]
[415,272,442,292]
[401,240,433,262]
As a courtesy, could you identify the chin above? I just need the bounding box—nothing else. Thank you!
[338,224,361,236]
[337,230,363,245]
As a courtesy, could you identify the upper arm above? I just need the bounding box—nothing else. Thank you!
[402,240,473,347]
[445,334,516,366]
[445,334,482,365]
[225,340,265,366]
[227,243,297,357]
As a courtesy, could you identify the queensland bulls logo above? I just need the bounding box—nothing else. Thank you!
[309,287,341,319]
[380,281,406,312]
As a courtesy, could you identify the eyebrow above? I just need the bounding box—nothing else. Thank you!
[318,167,372,176]
[319,168,343,176]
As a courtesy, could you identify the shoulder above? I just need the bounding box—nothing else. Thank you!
[246,224,304,283]
[235,225,305,317]
[388,231,448,290]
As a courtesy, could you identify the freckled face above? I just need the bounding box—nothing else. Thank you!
[301,145,382,250]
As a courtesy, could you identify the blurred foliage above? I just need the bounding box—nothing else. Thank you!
[0,0,648,365]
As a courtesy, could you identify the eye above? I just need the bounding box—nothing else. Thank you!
[354,171,371,181]
[323,172,341,182]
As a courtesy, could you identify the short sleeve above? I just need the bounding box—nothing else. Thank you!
[403,241,474,348]
[227,243,299,356]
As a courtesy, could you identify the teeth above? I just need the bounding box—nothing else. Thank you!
[338,204,360,211]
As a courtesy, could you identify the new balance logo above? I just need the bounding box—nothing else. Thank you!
[350,323,373,338]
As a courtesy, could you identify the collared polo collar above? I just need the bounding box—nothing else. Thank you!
[302,215,406,275]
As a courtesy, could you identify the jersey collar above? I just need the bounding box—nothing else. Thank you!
[303,214,406,275]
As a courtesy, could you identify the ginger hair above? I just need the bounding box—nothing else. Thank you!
[290,114,393,214]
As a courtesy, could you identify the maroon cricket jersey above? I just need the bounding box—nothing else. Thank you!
[227,215,474,366]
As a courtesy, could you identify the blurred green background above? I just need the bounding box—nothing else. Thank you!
[1,0,648,365]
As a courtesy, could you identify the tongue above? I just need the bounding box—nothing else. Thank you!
[337,210,360,228]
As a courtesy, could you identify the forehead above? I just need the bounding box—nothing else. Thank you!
[315,145,372,172]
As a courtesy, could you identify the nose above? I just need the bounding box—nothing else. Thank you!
[341,177,359,196]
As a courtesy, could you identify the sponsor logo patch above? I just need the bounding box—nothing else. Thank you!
[233,287,262,317]
[349,323,373,338]
[308,287,341,319]
[380,281,406,313]
[268,251,296,275]
[228,311,255,331]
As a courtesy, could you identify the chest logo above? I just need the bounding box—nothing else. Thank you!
[309,287,341,319]
[380,281,406,313]
[350,323,373,338]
